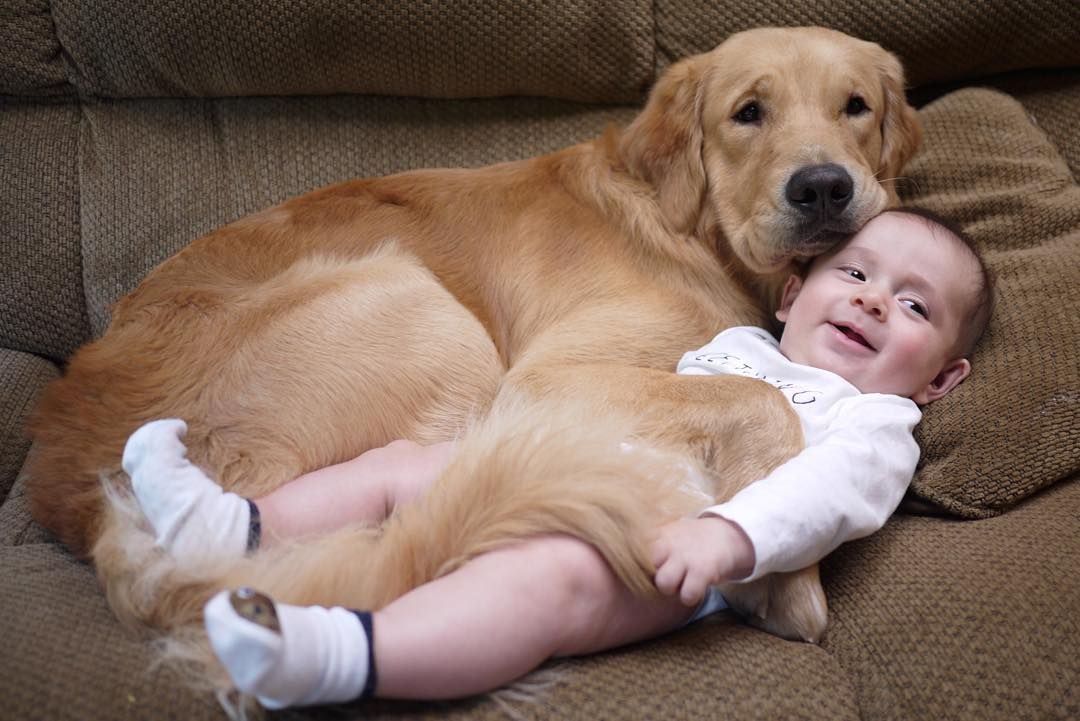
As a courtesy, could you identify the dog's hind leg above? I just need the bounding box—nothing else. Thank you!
[182,246,505,500]
[86,246,504,631]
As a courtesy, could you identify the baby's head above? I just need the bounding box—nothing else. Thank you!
[776,208,994,404]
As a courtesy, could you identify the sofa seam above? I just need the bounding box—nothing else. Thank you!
[43,0,84,99]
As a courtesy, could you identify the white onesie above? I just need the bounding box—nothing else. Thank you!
[677,326,922,582]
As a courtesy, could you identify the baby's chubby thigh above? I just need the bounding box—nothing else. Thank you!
[519,533,697,657]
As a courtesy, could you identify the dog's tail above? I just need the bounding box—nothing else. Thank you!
[225,396,707,609]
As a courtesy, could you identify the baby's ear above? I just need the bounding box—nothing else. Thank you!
[913,357,972,405]
[775,275,803,323]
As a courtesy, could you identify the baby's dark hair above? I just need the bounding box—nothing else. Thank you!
[882,206,995,357]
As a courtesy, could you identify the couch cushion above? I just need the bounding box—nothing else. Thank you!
[0,0,74,95]
[0,350,58,502]
[0,101,92,360]
[821,478,1079,721]
[50,0,654,103]
[900,88,1080,517]
[993,70,1080,182]
[0,542,228,720]
[77,95,638,334]
[654,2,1080,88]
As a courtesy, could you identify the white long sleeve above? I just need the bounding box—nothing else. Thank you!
[677,326,921,582]
[701,394,920,581]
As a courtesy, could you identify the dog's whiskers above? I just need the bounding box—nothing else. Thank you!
[873,172,922,195]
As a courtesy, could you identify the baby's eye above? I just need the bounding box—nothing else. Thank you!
[901,299,929,318]
[844,268,866,281]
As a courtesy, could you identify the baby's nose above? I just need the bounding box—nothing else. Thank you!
[852,290,887,319]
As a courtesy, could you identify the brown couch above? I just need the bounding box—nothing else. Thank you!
[2,2,1077,719]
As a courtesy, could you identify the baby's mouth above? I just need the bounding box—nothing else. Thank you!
[831,322,875,351]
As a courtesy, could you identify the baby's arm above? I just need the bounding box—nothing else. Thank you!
[705,394,921,583]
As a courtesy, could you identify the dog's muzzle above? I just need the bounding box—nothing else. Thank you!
[781,163,865,255]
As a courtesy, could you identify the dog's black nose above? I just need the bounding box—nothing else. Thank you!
[785,164,854,220]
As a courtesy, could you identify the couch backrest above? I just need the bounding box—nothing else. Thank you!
[7,0,658,102]
[5,1,1080,101]
[653,1,1080,87]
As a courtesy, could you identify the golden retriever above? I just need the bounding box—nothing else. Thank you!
[26,26,920,658]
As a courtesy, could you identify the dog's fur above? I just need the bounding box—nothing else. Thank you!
[27,27,920,663]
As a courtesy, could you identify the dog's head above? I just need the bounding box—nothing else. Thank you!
[620,26,921,275]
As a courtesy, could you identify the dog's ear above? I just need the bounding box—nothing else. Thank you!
[876,52,922,203]
[618,55,707,234]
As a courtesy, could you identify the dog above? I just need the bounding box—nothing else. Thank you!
[26,26,920,656]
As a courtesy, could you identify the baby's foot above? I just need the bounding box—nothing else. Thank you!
[204,588,375,708]
[123,419,256,564]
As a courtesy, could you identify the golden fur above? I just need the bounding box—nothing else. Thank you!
[27,26,920,668]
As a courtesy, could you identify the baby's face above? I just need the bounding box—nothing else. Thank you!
[776,212,977,403]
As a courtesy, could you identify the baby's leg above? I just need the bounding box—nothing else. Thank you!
[123,419,453,565]
[257,439,456,542]
[205,534,697,707]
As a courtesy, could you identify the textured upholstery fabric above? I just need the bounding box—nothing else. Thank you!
[902,89,1080,517]
[822,478,1080,721]
[0,468,53,546]
[0,350,57,501]
[654,0,1080,87]
[50,0,655,102]
[0,542,226,720]
[0,0,73,95]
[995,70,1080,182]
[0,101,91,360]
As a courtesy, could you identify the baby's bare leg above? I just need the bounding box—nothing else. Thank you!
[257,440,456,544]
[206,534,696,706]
[375,534,695,698]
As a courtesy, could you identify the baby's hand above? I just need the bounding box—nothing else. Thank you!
[651,516,755,606]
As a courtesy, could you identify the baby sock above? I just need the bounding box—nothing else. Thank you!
[122,419,258,564]
[204,588,376,708]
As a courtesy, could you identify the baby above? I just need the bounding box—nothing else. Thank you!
[122,206,993,707]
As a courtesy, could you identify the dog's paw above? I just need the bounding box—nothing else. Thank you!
[722,565,828,643]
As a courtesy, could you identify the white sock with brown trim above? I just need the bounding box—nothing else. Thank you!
[204,589,376,708]
[122,419,258,564]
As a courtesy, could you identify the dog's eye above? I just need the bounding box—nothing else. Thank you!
[845,95,869,116]
[733,102,762,124]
